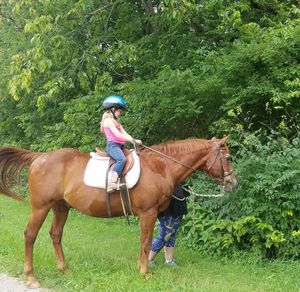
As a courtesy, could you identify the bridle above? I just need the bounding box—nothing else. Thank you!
[205,143,233,184]
[139,142,233,185]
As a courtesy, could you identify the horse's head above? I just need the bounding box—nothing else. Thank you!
[205,136,237,192]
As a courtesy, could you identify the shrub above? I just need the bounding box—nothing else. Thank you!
[182,135,300,259]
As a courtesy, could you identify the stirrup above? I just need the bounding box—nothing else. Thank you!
[107,181,126,193]
[107,182,118,193]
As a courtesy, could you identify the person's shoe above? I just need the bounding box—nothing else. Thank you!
[148,260,156,268]
[164,259,178,267]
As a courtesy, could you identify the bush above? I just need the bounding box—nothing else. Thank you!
[182,135,300,259]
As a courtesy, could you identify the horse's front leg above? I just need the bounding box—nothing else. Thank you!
[138,208,157,276]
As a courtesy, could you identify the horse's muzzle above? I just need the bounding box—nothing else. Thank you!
[223,174,238,192]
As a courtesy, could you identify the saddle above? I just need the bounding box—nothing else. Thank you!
[91,147,138,218]
[83,148,140,190]
[95,147,134,176]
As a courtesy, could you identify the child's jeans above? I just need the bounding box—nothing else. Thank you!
[106,141,126,176]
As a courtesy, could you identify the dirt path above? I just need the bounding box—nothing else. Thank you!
[0,273,49,292]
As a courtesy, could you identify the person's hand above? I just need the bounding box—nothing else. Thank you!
[133,139,142,145]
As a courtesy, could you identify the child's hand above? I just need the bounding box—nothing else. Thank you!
[134,139,142,145]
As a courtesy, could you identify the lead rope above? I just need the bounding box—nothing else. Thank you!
[192,188,196,234]
[182,185,225,198]
[181,185,224,235]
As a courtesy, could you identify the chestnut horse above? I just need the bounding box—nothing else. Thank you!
[0,137,237,288]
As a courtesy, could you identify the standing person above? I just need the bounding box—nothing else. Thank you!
[100,95,142,193]
[149,184,189,267]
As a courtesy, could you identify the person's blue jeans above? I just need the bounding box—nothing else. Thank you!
[151,215,182,252]
[106,141,126,176]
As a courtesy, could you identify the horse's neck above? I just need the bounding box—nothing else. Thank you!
[153,139,210,182]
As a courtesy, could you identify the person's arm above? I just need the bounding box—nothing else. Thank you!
[120,124,142,145]
[105,118,134,142]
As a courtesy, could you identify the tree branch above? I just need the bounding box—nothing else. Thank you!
[87,0,123,19]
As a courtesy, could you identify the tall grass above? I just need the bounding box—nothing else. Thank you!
[0,196,300,291]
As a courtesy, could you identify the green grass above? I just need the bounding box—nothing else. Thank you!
[1,196,300,292]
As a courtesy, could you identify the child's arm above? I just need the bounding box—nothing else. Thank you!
[106,119,134,142]
[121,126,142,145]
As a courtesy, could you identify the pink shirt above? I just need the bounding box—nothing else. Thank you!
[103,124,126,145]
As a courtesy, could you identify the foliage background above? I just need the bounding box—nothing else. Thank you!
[0,0,300,258]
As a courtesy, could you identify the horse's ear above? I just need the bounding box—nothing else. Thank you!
[211,136,217,141]
[219,136,229,145]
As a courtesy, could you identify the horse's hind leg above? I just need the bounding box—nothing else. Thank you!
[24,205,51,289]
[49,200,70,272]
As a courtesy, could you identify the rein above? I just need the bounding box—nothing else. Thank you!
[141,144,197,172]
[140,142,229,235]
[140,143,231,184]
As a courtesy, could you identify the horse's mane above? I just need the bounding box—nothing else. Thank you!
[144,139,210,156]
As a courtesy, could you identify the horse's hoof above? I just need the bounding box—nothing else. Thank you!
[26,278,40,289]
[144,272,152,279]
[141,270,152,278]
[58,264,68,273]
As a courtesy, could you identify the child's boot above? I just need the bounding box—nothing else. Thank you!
[107,171,125,193]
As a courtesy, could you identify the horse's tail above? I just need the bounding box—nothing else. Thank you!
[0,147,41,201]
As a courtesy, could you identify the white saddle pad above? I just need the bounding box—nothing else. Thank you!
[83,150,141,189]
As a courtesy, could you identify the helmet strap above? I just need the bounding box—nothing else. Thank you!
[110,108,118,120]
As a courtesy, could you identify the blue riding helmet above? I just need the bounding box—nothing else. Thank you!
[102,95,127,110]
